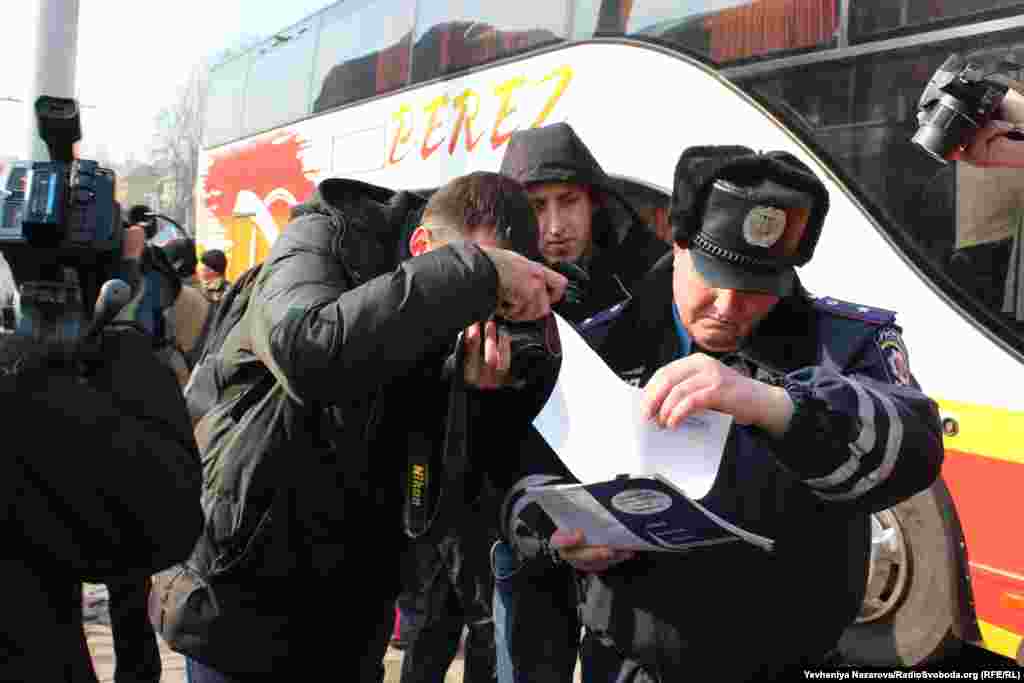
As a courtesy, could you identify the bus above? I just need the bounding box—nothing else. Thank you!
[194,0,1024,668]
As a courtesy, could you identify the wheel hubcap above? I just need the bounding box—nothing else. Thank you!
[857,509,910,623]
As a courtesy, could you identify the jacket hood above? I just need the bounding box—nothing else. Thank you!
[292,178,428,277]
[499,123,643,250]
[500,123,613,192]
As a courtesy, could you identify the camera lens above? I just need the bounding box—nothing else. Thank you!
[911,95,976,163]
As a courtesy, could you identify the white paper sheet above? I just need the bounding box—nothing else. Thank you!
[532,313,733,500]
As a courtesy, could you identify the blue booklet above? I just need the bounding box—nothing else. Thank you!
[527,473,773,553]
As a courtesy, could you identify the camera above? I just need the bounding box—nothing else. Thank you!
[496,260,589,381]
[0,96,123,342]
[912,53,1024,163]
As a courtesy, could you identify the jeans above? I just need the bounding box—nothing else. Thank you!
[491,540,579,683]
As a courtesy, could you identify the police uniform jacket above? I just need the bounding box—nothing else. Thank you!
[498,254,944,681]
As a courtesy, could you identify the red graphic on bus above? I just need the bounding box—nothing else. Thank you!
[202,133,317,280]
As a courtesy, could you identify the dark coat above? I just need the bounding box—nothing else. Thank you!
[219,178,502,668]
[0,327,203,682]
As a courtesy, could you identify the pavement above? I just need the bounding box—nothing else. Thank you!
[84,623,466,683]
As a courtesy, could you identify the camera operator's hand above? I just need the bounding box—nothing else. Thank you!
[481,246,567,321]
[122,224,147,262]
[463,319,512,390]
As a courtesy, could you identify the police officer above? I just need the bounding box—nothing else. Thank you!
[496,146,945,682]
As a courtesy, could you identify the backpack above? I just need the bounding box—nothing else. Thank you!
[182,263,263,425]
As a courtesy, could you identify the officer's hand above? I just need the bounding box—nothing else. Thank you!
[463,320,512,390]
[122,224,147,262]
[641,353,794,437]
[481,247,567,321]
[551,529,634,574]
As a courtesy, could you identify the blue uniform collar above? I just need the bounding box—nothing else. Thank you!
[671,302,692,360]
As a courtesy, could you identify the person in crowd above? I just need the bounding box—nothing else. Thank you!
[499,122,667,325]
[0,225,203,683]
[158,238,216,374]
[492,121,668,683]
[197,249,230,303]
[394,171,564,683]
[182,170,566,682]
[494,145,945,682]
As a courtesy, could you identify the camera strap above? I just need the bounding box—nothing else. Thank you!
[403,334,471,540]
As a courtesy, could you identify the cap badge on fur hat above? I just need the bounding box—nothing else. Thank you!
[741,203,787,248]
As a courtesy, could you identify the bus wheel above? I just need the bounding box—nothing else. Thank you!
[837,486,962,667]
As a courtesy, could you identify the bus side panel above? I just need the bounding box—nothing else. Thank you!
[193,41,1024,655]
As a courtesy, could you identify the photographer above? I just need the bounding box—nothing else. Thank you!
[393,171,558,683]
[0,223,204,682]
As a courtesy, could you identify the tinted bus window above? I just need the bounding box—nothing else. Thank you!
[242,19,318,137]
[849,0,1024,43]
[595,0,838,64]
[738,32,1024,350]
[312,0,415,113]
[411,1,569,82]
[205,55,250,147]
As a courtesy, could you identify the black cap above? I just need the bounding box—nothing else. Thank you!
[200,249,228,275]
[670,146,829,296]
[161,238,198,278]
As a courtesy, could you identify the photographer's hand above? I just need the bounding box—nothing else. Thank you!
[481,247,567,321]
[952,89,1024,168]
[463,319,512,389]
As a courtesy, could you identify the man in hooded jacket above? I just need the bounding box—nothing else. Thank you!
[499,122,667,327]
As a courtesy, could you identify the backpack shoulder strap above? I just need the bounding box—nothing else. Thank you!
[195,264,264,366]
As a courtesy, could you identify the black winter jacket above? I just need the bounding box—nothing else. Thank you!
[0,328,203,682]
[497,255,944,681]
[243,178,501,607]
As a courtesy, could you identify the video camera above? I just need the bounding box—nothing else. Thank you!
[912,53,1024,163]
[0,96,124,343]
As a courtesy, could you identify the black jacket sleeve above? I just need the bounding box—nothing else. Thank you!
[2,327,203,580]
[250,214,500,405]
[768,325,944,514]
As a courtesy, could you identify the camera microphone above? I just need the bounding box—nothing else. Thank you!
[90,278,133,333]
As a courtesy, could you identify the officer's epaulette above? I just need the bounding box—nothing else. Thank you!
[811,296,897,326]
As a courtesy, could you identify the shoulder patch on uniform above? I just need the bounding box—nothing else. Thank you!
[578,300,629,334]
[876,327,913,386]
[812,296,896,326]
